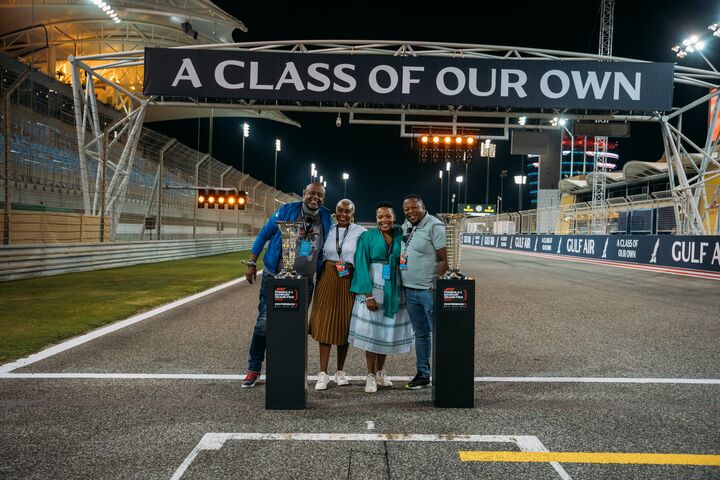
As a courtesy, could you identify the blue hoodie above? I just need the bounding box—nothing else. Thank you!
[251,201,333,274]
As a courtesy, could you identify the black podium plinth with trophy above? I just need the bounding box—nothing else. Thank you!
[266,277,308,410]
[432,214,475,409]
[265,221,309,410]
[433,277,475,408]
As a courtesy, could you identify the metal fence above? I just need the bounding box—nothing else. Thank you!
[466,191,679,235]
[0,237,254,281]
[0,60,300,244]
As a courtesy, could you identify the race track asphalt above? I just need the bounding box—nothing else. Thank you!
[1,247,718,479]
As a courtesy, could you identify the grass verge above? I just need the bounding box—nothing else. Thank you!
[0,250,262,363]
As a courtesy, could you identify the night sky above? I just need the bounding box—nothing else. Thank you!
[149,1,716,221]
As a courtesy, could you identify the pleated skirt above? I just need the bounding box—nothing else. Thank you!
[308,260,355,345]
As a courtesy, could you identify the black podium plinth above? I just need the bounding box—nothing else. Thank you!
[432,278,475,408]
[265,277,308,410]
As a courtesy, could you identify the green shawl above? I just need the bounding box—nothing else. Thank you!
[350,226,403,318]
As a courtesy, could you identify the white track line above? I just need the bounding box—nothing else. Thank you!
[464,245,720,280]
[170,432,570,480]
[2,373,719,385]
[0,271,262,374]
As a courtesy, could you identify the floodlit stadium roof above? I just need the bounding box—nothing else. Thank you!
[0,1,303,125]
[0,0,246,64]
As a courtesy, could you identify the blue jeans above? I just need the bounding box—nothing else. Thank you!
[247,271,314,372]
[405,287,434,378]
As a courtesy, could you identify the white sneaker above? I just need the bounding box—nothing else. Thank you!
[376,370,393,387]
[334,370,349,386]
[365,373,377,393]
[315,371,331,391]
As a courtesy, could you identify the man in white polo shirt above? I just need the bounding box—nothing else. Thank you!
[400,194,448,389]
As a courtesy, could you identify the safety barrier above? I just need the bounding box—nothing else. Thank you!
[0,237,254,282]
[462,233,720,273]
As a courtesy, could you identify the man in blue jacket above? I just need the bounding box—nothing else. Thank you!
[242,182,332,387]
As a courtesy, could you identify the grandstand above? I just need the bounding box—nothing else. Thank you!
[0,2,299,248]
[470,149,719,235]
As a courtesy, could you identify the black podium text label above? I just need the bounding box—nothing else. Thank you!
[442,287,468,310]
[273,286,300,310]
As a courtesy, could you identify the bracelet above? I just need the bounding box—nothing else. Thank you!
[246,261,257,267]
[365,295,375,301]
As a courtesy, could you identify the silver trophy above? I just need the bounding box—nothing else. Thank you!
[437,213,470,279]
[275,221,304,278]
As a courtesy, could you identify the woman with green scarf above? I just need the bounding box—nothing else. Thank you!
[349,202,413,393]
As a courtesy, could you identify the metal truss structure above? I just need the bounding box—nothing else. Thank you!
[590,0,615,233]
[590,136,609,234]
[598,0,615,57]
[70,40,720,235]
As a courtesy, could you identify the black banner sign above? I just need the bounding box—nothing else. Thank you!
[273,286,300,310]
[461,234,720,273]
[441,287,469,310]
[144,48,674,111]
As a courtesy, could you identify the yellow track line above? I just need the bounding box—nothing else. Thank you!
[459,451,720,466]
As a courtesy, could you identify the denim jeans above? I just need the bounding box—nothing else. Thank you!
[405,287,434,378]
[247,271,315,372]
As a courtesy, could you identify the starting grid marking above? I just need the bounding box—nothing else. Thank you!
[169,433,572,480]
[459,451,720,466]
[171,432,720,479]
[2,372,720,385]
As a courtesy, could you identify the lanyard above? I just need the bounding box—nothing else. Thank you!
[403,224,418,251]
[336,224,351,257]
[384,232,393,263]
[302,213,317,239]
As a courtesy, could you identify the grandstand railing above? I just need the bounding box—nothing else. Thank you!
[466,191,679,235]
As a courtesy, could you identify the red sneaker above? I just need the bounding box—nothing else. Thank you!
[241,371,260,388]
